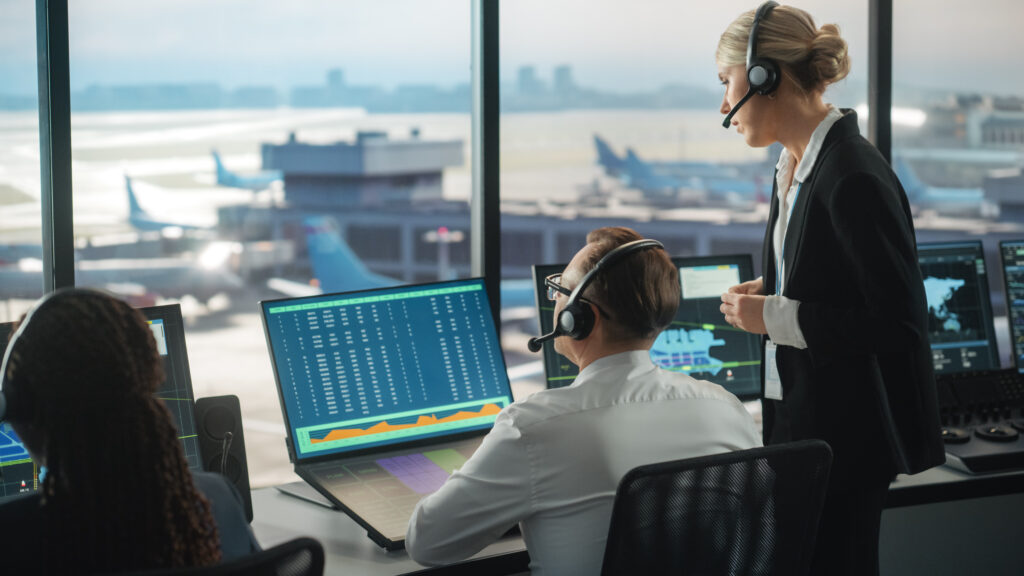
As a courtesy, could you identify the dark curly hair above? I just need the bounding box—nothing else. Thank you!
[4,290,220,572]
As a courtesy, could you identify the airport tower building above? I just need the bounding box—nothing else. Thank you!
[261,130,463,208]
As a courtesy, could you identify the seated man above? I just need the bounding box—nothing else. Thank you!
[406,226,761,575]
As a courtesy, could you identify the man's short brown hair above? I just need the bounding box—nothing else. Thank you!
[578,227,680,342]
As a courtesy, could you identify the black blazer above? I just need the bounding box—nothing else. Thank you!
[761,110,944,484]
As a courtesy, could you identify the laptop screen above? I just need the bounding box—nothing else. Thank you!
[0,303,201,504]
[917,241,1000,374]
[532,254,762,401]
[261,277,514,462]
[999,240,1024,371]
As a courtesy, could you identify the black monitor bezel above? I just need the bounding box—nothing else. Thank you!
[259,277,515,466]
[917,240,1000,374]
[999,239,1024,372]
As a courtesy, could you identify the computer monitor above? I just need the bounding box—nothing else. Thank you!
[144,304,203,471]
[532,254,762,401]
[260,277,514,461]
[999,240,1024,371]
[0,303,201,504]
[917,241,1000,374]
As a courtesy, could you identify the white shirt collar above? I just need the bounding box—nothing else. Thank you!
[570,349,653,388]
[775,106,844,190]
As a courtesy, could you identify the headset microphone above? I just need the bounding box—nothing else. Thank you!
[721,89,757,128]
[721,1,780,130]
[527,330,559,353]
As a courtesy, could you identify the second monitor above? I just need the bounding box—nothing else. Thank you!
[533,254,762,401]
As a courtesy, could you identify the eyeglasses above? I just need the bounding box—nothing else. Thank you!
[544,273,571,301]
[544,273,610,318]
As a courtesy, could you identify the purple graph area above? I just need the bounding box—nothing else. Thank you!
[377,453,450,494]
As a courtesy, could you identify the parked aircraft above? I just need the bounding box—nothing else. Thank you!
[0,181,241,302]
[212,150,282,192]
[594,135,769,208]
[891,156,998,217]
[0,250,243,303]
[268,215,537,315]
[126,176,208,233]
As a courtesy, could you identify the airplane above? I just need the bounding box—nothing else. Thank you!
[0,248,243,304]
[212,150,282,192]
[594,135,770,208]
[891,156,999,218]
[126,176,208,233]
[268,215,538,317]
[0,181,242,303]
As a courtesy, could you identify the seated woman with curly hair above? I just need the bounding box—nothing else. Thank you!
[0,288,259,573]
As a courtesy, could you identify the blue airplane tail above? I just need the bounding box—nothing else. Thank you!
[211,150,234,187]
[624,148,659,181]
[891,156,924,199]
[594,135,626,177]
[125,175,148,219]
[303,215,398,292]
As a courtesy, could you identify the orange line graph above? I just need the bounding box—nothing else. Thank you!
[310,403,502,444]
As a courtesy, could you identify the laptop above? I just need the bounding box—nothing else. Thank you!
[260,277,514,550]
[0,303,203,504]
[531,254,763,401]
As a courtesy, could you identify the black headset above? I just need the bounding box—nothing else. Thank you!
[528,239,665,352]
[722,1,781,129]
[0,287,110,422]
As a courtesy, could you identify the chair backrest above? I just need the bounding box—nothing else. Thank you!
[601,439,832,576]
[115,537,325,576]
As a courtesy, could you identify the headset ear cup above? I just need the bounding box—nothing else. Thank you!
[560,302,595,341]
[748,59,780,94]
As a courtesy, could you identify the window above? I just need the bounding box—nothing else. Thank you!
[500,0,868,377]
[0,0,44,319]
[894,1,1024,366]
[67,0,472,486]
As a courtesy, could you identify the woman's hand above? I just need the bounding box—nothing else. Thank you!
[727,277,764,296]
[720,292,768,334]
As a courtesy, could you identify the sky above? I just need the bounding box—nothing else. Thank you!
[1,0,1022,98]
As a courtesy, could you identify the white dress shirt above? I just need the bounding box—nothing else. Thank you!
[406,350,762,575]
[763,106,844,348]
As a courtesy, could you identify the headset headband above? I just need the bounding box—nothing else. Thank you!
[566,239,665,311]
[0,287,111,421]
[748,1,779,74]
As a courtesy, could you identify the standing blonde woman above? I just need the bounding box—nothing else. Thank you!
[716,3,943,574]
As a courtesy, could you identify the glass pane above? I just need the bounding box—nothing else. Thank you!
[894,2,1024,368]
[501,1,868,392]
[68,1,471,486]
[0,0,44,319]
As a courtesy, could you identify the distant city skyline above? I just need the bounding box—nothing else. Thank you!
[1,0,1023,98]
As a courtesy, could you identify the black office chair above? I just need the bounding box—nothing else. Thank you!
[601,439,832,576]
[116,537,325,576]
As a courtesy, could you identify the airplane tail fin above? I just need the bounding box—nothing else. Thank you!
[891,156,923,199]
[624,148,657,179]
[303,215,397,292]
[212,150,232,186]
[593,135,625,177]
[125,175,148,218]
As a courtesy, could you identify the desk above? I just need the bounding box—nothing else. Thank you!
[251,464,1024,576]
[250,488,528,576]
[881,465,1024,576]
